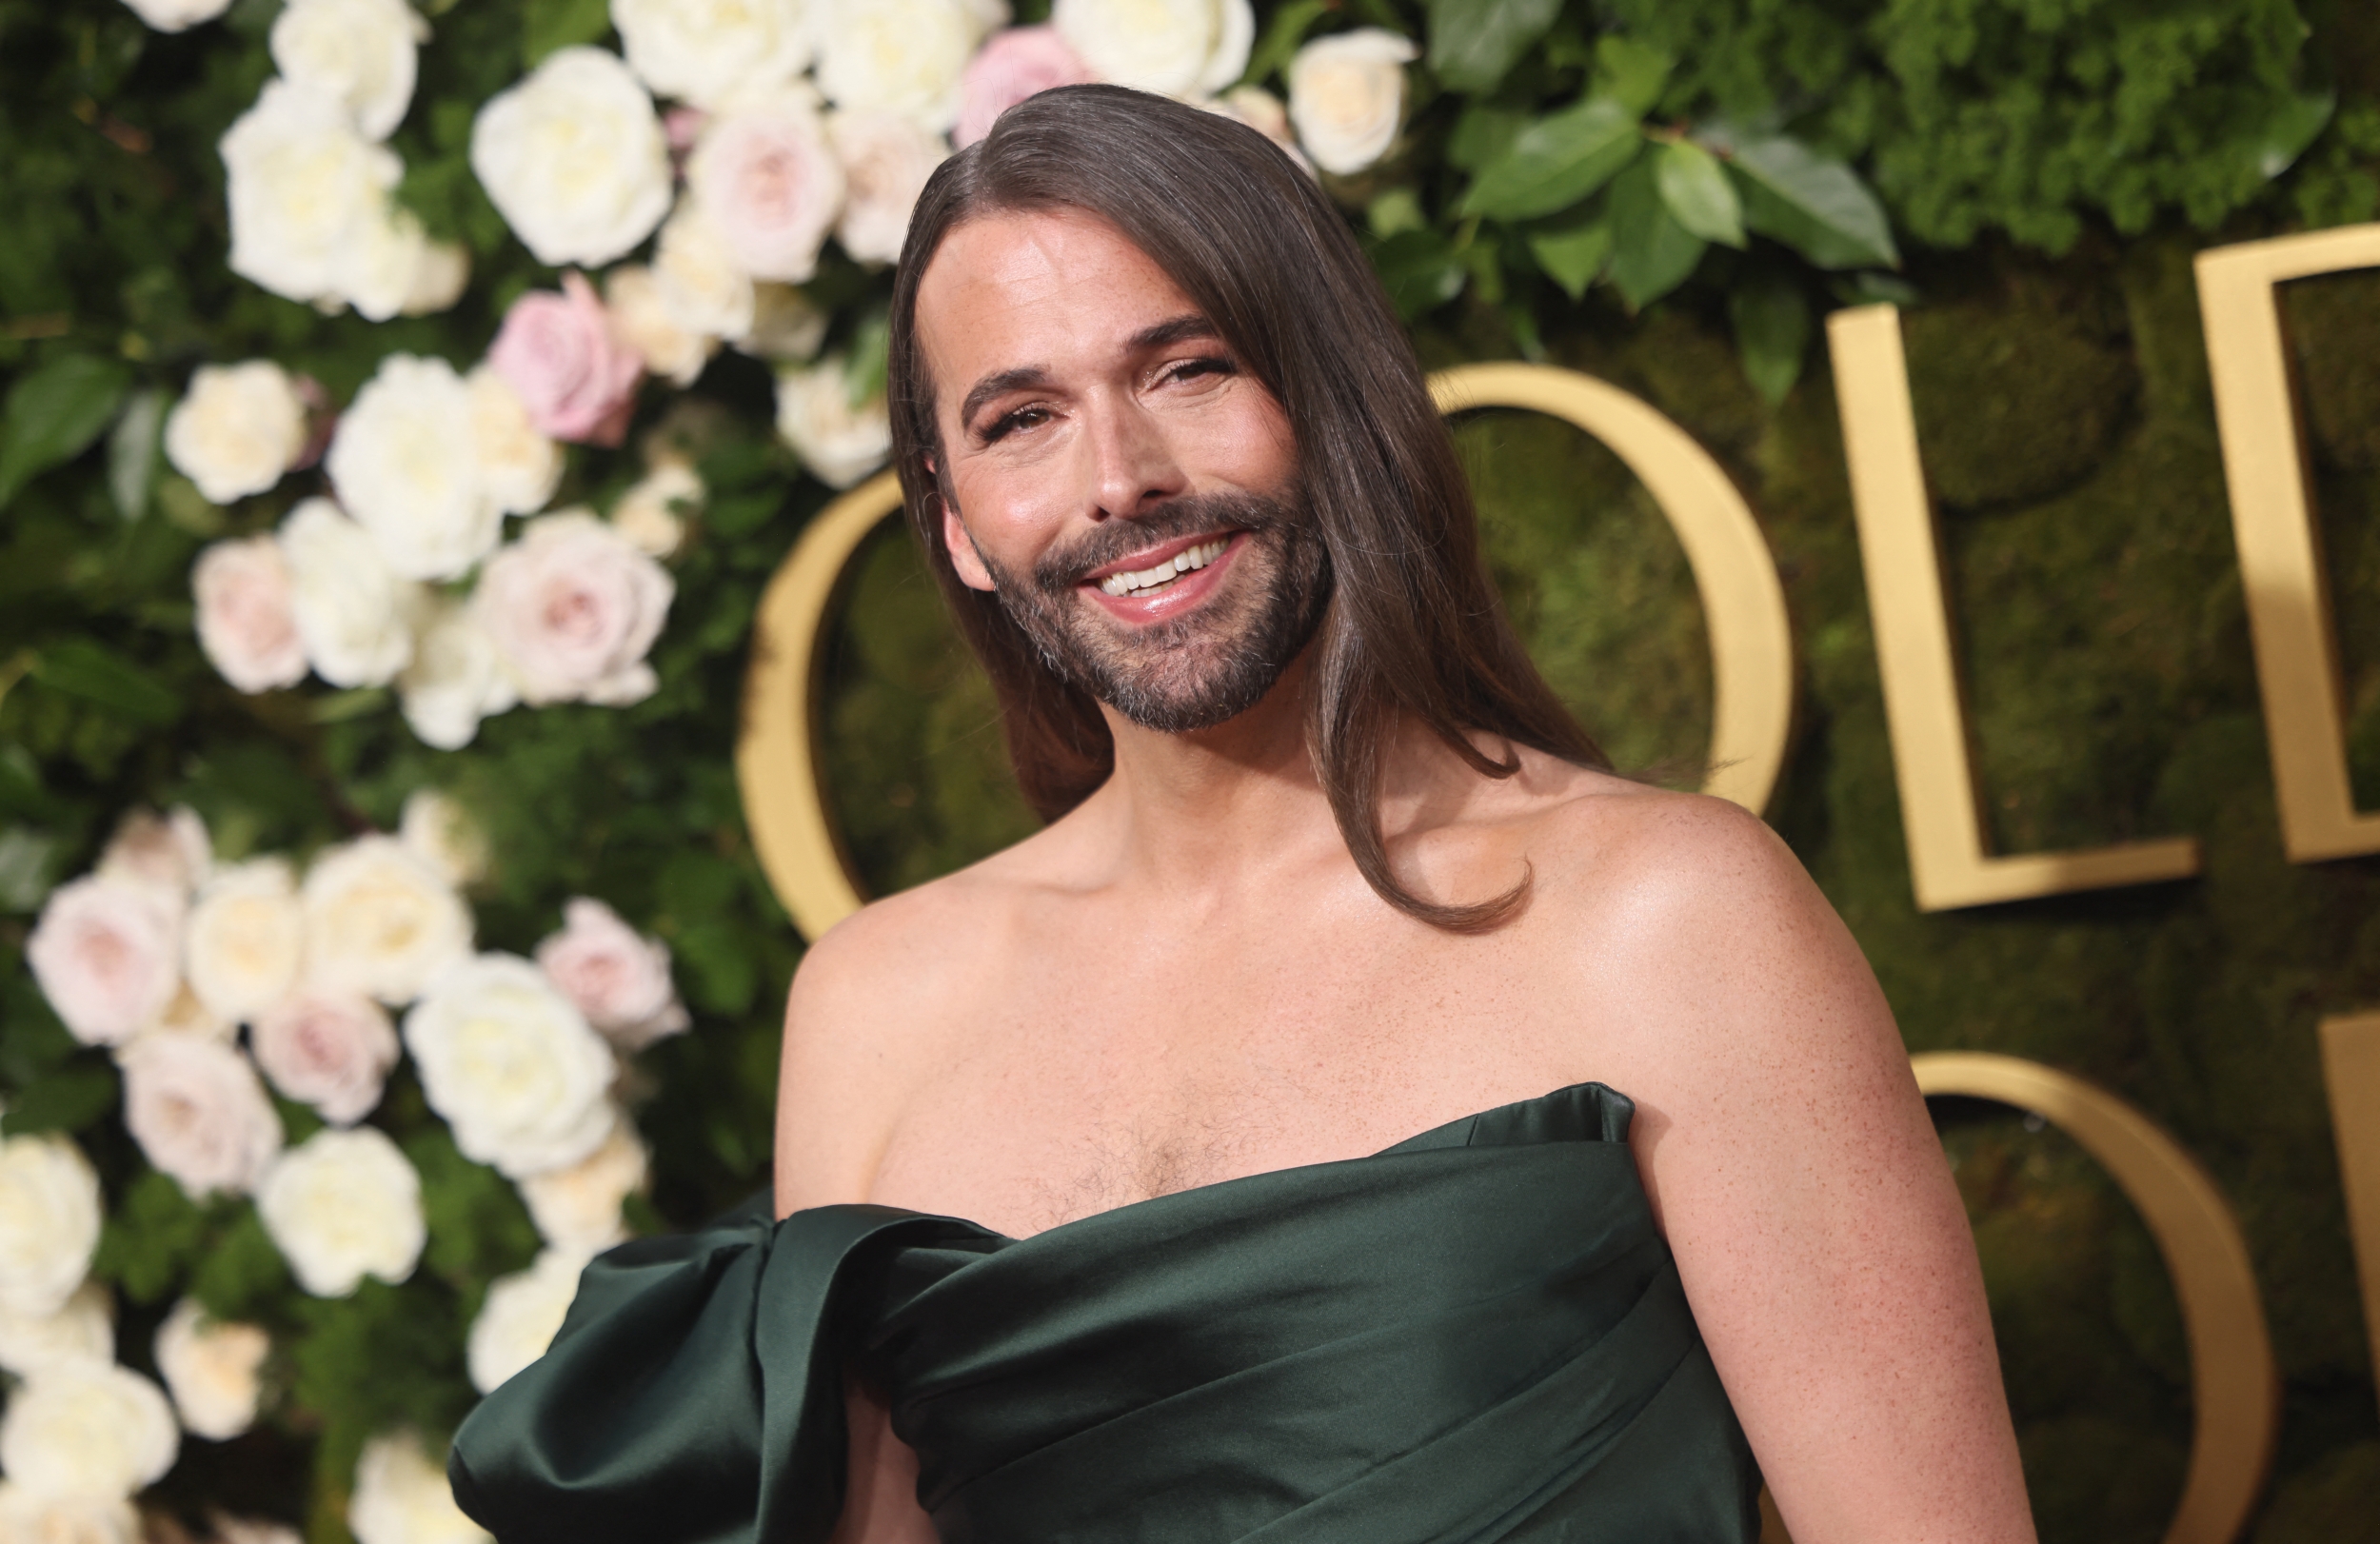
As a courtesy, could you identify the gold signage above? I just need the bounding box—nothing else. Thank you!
[2321,1013,2380,1400]
[1827,306,2204,911]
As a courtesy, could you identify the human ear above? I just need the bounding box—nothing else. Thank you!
[942,504,997,592]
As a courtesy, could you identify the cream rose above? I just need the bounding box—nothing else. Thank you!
[1207,85,1309,172]
[0,1282,114,1378]
[348,1433,490,1544]
[608,461,701,559]
[651,205,757,342]
[301,835,472,1006]
[153,1298,269,1441]
[97,806,211,903]
[27,874,184,1048]
[775,355,891,488]
[519,1119,647,1254]
[472,511,675,707]
[604,266,714,387]
[119,1036,284,1199]
[815,0,1002,130]
[119,0,232,31]
[342,204,469,325]
[193,537,307,694]
[0,1137,100,1321]
[953,24,1097,148]
[1053,0,1251,98]
[165,361,308,505]
[685,92,845,284]
[184,858,305,1024]
[465,1248,586,1394]
[207,1516,305,1544]
[398,597,520,752]
[612,0,812,110]
[471,47,673,267]
[466,366,564,520]
[327,355,504,583]
[220,78,404,309]
[0,1484,138,1544]
[270,0,426,142]
[277,498,418,688]
[257,1127,426,1297]
[827,109,944,266]
[249,989,399,1126]
[403,953,617,1178]
[398,789,489,888]
[0,1363,178,1500]
[1286,28,1415,176]
[740,282,828,361]
[534,899,688,1050]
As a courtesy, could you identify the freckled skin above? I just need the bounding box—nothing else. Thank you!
[779,209,2035,1544]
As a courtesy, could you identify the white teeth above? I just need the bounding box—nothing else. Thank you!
[1096,539,1228,598]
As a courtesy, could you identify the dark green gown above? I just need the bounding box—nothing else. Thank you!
[448,1083,1760,1543]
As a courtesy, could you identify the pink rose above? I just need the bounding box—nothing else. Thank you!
[473,511,675,706]
[954,27,1096,148]
[193,537,307,694]
[97,806,212,903]
[249,990,399,1126]
[535,899,687,1051]
[27,876,184,1048]
[486,271,645,446]
[119,1037,283,1198]
[685,92,844,284]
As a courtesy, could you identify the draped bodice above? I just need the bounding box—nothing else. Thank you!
[449,1083,1760,1543]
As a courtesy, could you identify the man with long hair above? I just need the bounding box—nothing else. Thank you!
[451,87,2034,1543]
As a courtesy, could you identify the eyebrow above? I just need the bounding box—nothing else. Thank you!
[955,313,1223,431]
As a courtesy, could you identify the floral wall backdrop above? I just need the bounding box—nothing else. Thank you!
[2,1,2377,1542]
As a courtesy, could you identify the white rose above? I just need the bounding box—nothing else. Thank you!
[826,109,944,266]
[518,1119,647,1254]
[398,790,488,888]
[471,47,673,267]
[465,366,564,520]
[684,92,844,285]
[1053,0,1251,97]
[257,1127,426,1297]
[1286,28,1415,176]
[221,78,403,308]
[473,512,675,708]
[815,0,1003,130]
[0,1137,99,1322]
[738,282,827,361]
[533,899,687,1049]
[0,1364,178,1500]
[193,537,308,694]
[26,875,183,1048]
[466,1248,586,1394]
[604,265,714,387]
[0,1282,113,1378]
[301,835,472,1006]
[651,205,756,342]
[0,1484,138,1544]
[153,1298,269,1441]
[249,990,398,1126]
[612,0,813,110]
[206,1517,304,1544]
[165,362,308,505]
[184,858,305,1024]
[327,356,504,583]
[270,0,426,141]
[608,461,701,558]
[96,807,211,904]
[775,355,890,488]
[403,954,617,1179]
[342,205,470,325]
[348,1433,490,1544]
[277,498,419,688]
[398,598,520,752]
[118,0,232,31]
[400,237,473,317]
[119,1037,284,1199]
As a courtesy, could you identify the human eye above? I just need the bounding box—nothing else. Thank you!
[979,404,1052,444]
[1160,355,1235,387]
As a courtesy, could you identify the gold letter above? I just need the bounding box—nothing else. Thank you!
[2320,1012,2380,1407]
[2198,227,2380,861]
[1827,306,2202,911]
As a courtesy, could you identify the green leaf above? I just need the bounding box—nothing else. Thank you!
[0,1060,116,1135]
[1729,137,1899,270]
[1426,0,1562,93]
[2247,89,2336,181]
[1244,0,1330,86]
[521,0,611,69]
[1528,216,1614,301]
[1656,141,1745,248]
[108,387,166,523]
[90,1171,209,1305]
[1607,156,1707,309]
[847,310,891,408]
[1446,105,1528,173]
[0,353,132,510]
[1591,35,1675,117]
[30,640,181,726]
[0,825,60,912]
[1367,228,1468,320]
[308,686,391,723]
[1729,272,1813,406]
[1460,97,1643,221]
[1367,187,1427,239]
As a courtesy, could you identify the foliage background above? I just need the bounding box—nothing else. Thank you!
[7,0,2380,1541]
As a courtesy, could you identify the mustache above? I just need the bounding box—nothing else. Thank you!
[1030,487,1306,596]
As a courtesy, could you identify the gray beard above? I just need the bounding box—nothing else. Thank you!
[971,488,1333,733]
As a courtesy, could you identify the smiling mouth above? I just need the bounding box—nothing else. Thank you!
[1092,537,1232,599]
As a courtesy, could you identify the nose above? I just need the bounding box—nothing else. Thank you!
[1081,391,1187,522]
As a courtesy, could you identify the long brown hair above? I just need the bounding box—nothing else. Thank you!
[885,85,1607,931]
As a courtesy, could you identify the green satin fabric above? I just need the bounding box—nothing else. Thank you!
[449,1083,1760,1543]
